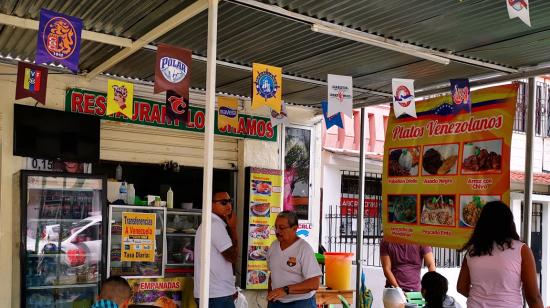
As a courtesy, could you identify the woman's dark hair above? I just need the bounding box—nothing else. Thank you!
[421,271,448,308]
[461,200,519,257]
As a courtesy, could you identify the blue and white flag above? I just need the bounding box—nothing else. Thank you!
[392,78,417,118]
[322,100,344,129]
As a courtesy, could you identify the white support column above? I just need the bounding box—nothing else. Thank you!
[541,201,550,304]
[523,77,536,244]
[199,1,219,307]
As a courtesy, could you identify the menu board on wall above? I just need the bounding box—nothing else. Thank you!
[241,167,282,289]
[382,84,516,249]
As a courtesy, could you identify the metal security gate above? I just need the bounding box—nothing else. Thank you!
[325,170,462,268]
[325,171,383,266]
[531,203,543,290]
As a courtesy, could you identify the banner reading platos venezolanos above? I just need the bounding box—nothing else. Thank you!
[382,84,516,249]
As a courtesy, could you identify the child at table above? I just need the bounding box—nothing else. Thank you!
[421,272,461,308]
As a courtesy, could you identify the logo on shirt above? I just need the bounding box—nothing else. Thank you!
[286,256,297,267]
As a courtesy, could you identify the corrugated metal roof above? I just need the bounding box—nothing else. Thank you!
[1,0,550,106]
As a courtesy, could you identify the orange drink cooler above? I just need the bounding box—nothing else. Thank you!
[324,252,353,290]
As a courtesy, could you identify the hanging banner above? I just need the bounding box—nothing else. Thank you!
[121,212,156,262]
[252,63,282,113]
[35,9,82,73]
[165,90,190,123]
[449,79,472,114]
[270,101,288,127]
[321,100,344,129]
[66,88,277,141]
[217,96,239,130]
[382,84,516,249]
[15,62,48,104]
[107,79,134,119]
[327,74,353,118]
[128,277,193,308]
[242,167,282,290]
[507,0,531,27]
[155,44,192,100]
[392,78,417,118]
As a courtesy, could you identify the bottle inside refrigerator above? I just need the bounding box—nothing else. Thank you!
[19,171,106,308]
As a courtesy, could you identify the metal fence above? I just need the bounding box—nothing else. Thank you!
[513,81,549,136]
[324,170,463,268]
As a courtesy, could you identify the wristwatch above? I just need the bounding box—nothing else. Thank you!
[283,286,290,294]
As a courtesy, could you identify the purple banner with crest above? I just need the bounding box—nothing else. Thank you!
[36,9,82,73]
[450,79,472,114]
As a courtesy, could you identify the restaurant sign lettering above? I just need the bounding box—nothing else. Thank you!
[65,88,277,141]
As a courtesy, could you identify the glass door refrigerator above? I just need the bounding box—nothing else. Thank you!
[18,171,106,308]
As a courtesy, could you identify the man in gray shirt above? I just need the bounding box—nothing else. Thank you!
[266,211,322,308]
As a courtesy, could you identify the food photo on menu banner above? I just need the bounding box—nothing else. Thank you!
[250,202,270,217]
[459,195,501,227]
[252,180,272,196]
[420,195,456,226]
[421,143,459,176]
[462,139,503,174]
[247,269,268,285]
[388,195,417,224]
[248,246,268,261]
[249,224,270,240]
[388,146,420,176]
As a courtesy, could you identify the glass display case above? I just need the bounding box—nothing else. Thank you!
[107,205,166,278]
[165,209,201,277]
[19,171,106,308]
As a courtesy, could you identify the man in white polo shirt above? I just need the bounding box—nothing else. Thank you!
[194,191,238,308]
[266,211,322,308]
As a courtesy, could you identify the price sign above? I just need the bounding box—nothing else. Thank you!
[25,158,54,171]
[24,158,92,173]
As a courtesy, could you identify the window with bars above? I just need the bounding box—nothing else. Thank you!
[513,81,549,136]
[514,81,527,133]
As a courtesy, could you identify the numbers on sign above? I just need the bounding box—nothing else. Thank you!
[28,158,54,171]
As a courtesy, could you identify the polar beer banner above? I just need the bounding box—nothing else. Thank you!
[382,84,516,249]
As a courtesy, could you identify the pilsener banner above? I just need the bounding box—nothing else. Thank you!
[382,84,516,249]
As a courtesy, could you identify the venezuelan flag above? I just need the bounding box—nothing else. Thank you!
[24,68,42,92]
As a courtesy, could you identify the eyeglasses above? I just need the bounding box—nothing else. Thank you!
[214,198,233,206]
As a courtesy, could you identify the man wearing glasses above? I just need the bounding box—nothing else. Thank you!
[194,191,238,308]
[266,211,322,308]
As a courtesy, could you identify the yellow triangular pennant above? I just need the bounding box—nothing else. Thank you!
[217,96,239,130]
[251,63,282,113]
[107,79,134,119]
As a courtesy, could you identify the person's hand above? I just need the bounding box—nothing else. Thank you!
[226,212,237,229]
[267,288,286,301]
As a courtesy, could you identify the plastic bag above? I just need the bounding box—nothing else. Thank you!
[383,287,407,308]
[234,289,248,308]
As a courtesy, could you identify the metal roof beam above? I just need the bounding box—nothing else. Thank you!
[227,0,519,74]
[0,13,133,48]
[86,0,208,81]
